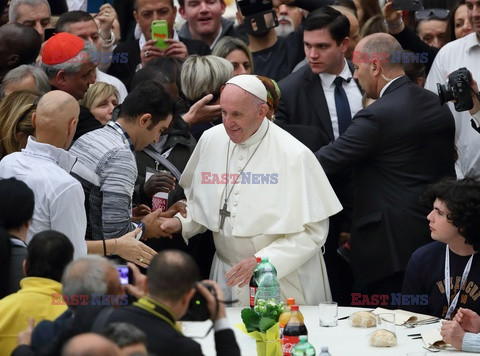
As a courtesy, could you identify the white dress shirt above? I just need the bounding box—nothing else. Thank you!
[319,59,363,139]
[0,137,87,259]
[425,33,480,179]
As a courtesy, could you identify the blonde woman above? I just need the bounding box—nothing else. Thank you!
[80,82,119,125]
[0,91,38,160]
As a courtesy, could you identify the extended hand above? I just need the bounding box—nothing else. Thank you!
[469,78,480,116]
[225,256,257,287]
[440,320,465,350]
[454,308,480,333]
[160,217,182,235]
[17,317,35,346]
[142,209,174,239]
[124,262,147,299]
[197,280,227,321]
[160,200,187,218]
[131,204,151,222]
[144,171,176,198]
[116,228,157,268]
[163,39,188,59]
[182,94,222,126]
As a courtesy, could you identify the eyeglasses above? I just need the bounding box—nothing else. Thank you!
[415,8,449,21]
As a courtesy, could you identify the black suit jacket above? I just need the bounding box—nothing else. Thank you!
[276,61,362,148]
[316,76,456,284]
[106,302,240,356]
[108,37,211,90]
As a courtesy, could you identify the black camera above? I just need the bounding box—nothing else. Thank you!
[180,282,216,321]
[437,67,474,112]
[237,0,279,35]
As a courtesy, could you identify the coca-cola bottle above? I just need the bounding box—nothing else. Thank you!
[279,298,296,339]
[282,305,308,356]
[249,256,262,308]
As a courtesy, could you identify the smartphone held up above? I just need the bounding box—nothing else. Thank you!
[152,20,169,50]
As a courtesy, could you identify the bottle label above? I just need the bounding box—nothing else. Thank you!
[249,286,257,307]
[282,335,299,356]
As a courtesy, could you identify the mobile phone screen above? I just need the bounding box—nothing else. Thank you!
[152,20,169,49]
[392,0,424,11]
[116,265,130,285]
[44,28,55,41]
[87,0,113,13]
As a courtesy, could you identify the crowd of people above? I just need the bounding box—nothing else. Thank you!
[1,0,480,354]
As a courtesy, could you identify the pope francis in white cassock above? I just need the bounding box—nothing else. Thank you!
[162,75,342,306]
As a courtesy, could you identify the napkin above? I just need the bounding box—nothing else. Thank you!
[373,307,437,326]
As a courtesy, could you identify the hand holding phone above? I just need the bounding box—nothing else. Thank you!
[391,0,424,11]
[151,20,169,50]
[116,265,134,285]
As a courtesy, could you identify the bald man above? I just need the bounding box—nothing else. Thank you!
[0,90,88,259]
[62,333,122,356]
[316,33,456,297]
[0,22,41,82]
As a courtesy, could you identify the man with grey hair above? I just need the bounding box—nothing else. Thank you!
[2,64,50,96]
[40,32,102,141]
[161,74,342,306]
[28,255,124,352]
[8,0,50,41]
[316,33,456,297]
[54,10,128,102]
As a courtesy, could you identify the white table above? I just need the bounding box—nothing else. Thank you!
[182,306,469,355]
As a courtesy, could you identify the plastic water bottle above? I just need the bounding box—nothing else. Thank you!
[254,264,281,305]
[249,256,262,308]
[318,346,331,355]
[291,335,316,356]
[256,257,278,282]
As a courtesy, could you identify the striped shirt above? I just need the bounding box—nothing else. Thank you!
[70,125,137,240]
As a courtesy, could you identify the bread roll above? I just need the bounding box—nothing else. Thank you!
[369,329,397,347]
[350,311,377,328]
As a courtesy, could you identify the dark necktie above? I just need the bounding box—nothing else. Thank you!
[334,76,352,136]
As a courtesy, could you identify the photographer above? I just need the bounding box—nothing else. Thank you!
[104,250,240,355]
[469,78,480,133]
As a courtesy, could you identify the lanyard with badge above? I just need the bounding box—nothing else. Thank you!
[444,245,474,319]
[107,121,135,152]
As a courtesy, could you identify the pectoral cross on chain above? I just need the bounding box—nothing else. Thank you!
[219,202,231,229]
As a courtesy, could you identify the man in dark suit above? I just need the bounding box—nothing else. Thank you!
[276,7,363,147]
[108,0,210,89]
[105,250,240,356]
[316,33,456,297]
[276,7,363,306]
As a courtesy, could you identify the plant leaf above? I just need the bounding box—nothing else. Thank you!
[259,317,277,332]
[241,308,261,332]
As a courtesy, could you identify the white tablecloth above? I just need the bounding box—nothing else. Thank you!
[182,306,470,355]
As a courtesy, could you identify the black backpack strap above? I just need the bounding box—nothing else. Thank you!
[91,307,114,333]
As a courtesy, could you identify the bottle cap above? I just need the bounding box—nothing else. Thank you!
[291,305,299,311]
[256,256,262,263]
[261,256,269,262]
[299,335,308,342]
[286,298,295,305]
[321,346,329,351]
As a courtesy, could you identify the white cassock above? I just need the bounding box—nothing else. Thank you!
[177,119,342,306]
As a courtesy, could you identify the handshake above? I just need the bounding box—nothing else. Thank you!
[133,200,186,240]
